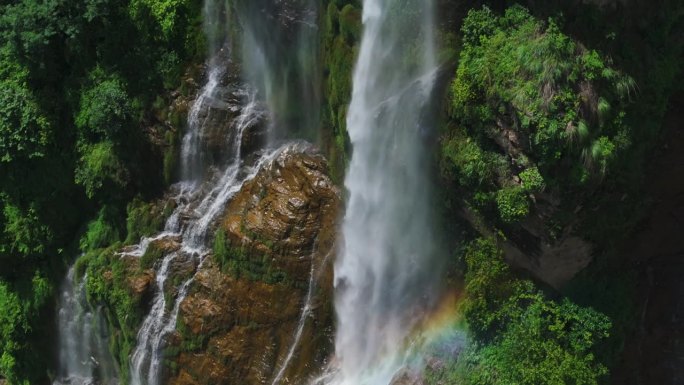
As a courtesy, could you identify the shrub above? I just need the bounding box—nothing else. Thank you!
[519,167,545,192]
[75,71,133,142]
[449,5,633,178]
[442,238,611,385]
[0,282,23,382]
[79,207,121,252]
[495,187,529,223]
[125,198,166,244]
[75,141,129,199]
[0,76,51,163]
[129,0,193,39]
[2,202,52,256]
[442,133,499,188]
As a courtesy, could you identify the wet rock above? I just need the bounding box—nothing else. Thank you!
[128,269,155,299]
[166,147,340,385]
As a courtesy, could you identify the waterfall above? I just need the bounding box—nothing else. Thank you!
[180,0,231,183]
[127,88,275,385]
[125,1,322,384]
[53,268,118,385]
[234,0,320,143]
[329,0,442,384]
[56,0,323,383]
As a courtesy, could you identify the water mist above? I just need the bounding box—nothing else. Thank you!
[330,0,442,383]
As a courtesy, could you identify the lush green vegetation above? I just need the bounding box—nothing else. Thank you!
[212,229,289,285]
[434,3,683,384]
[0,0,202,382]
[83,246,146,385]
[320,0,360,182]
[72,197,170,383]
[441,5,636,227]
[427,239,611,385]
[0,0,681,383]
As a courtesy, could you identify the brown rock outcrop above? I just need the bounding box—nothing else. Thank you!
[166,146,340,385]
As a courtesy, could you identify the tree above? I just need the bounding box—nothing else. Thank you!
[449,238,611,385]
[0,76,51,163]
[75,70,133,142]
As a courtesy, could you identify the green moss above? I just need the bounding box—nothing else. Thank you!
[83,246,145,384]
[321,1,360,182]
[140,241,165,270]
[212,229,289,285]
[176,318,209,353]
[80,207,122,252]
[339,4,361,42]
[125,198,168,244]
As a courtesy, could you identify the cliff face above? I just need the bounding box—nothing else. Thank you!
[164,146,340,385]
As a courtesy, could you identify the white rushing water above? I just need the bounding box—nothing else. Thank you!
[328,0,441,384]
[54,268,118,385]
[127,86,274,385]
[125,0,326,382]
[126,2,270,383]
[55,0,323,383]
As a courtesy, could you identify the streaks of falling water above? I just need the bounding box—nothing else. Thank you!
[127,139,312,385]
[127,0,325,382]
[180,0,232,184]
[127,89,275,385]
[235,0,321,144]
[181,64,226,183]
[328,0,443,384]
[53,267,118,385]
[57,0,323,383]
[270,243,334,385]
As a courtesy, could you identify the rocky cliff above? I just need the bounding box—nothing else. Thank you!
[83,143,340,385]
[166,145,340,385]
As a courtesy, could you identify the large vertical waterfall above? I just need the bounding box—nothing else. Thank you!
[53,0,441,384]
[330,0,441,383]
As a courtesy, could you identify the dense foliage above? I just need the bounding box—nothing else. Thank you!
[321,0,360,181]
[441,5,636,228]
[427,239,611,385]
[0,0,203,382]
[434,3,683,384]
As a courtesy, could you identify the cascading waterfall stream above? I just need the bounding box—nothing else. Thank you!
[127,89,274,385]
[55,0,326,384]
[328,0,442,384]
[236,0,320,143]
[126,1,322,384]
[53,268,118,385]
